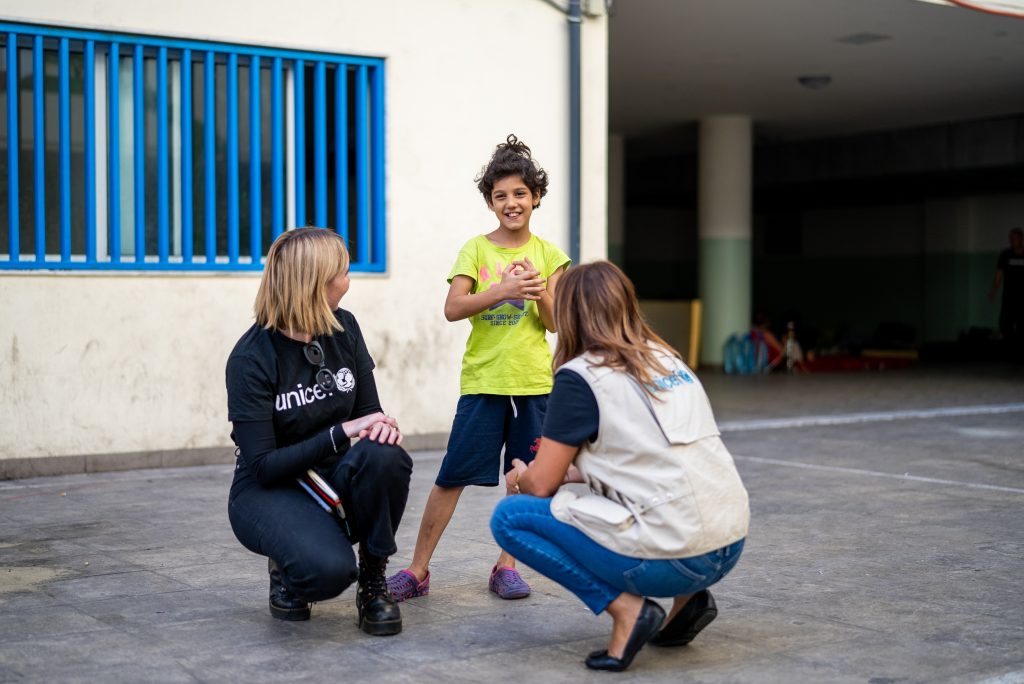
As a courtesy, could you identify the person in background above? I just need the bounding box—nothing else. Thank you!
[751,311,783,370]
[989,227,1024,360]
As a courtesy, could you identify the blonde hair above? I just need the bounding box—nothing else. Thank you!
[553,261,680,394]
[254,227,350,336]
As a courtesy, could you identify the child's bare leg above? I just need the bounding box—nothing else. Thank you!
[495,476,521,568]
[496,548,517,569]
[406,484,464,581]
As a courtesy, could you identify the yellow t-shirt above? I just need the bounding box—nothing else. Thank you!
[448,234,571,395]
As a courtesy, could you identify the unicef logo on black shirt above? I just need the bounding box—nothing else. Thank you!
[335,367,355,393]
[274,366,356,412]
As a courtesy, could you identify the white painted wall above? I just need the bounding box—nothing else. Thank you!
[0,1,609,461]
[580,8,609,263]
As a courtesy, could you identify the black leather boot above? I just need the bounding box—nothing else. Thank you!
[268,558,311,621]
[357,549,402,636]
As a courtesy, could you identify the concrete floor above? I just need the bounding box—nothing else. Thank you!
[2,364,1023,683]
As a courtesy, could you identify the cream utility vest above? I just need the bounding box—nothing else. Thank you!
[550,350,750,559]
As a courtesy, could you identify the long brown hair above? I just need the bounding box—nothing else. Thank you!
[553,261,680,393]
[254,227,350,337]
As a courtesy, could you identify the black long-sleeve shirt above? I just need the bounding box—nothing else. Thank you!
[226,309,382,486]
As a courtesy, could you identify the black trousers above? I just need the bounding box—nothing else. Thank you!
[228,440,412,601]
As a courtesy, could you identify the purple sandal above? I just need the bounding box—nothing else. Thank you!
[489,565,531,599]
[387,569,429,602]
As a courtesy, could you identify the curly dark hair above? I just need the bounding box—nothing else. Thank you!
[475,134,549,208]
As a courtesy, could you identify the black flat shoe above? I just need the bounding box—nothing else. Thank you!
[585,599,666,672]
[268,558,311,621]
[650,589,717,647]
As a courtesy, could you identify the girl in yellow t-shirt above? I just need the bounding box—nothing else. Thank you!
[388,134,570,601]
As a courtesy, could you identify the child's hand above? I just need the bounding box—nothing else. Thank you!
[507,458,530,494]
[515,257,540,278]
[499,262,545,301]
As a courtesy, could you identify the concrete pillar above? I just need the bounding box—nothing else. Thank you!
[698,116,752,364]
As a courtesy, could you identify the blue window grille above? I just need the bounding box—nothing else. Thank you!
[0,23,386,272]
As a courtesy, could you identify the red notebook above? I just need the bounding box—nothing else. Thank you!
[297,469,351,536]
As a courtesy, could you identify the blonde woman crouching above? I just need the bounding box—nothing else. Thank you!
[226,227,411,636]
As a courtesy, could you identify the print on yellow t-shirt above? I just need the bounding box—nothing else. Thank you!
[447,234,571,395]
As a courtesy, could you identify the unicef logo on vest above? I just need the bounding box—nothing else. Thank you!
[335,367,355,393]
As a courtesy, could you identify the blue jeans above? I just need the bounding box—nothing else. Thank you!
[491,495,744,614]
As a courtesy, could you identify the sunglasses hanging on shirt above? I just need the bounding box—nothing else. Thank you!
[303,340,337,392]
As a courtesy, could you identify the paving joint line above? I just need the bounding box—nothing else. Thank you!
[719,402,1024,432]
[734,454,1024,495]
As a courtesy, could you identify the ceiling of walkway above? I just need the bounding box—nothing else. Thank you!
[609,0,1024,142]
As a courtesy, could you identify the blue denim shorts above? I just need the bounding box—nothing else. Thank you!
[435,394,547,488]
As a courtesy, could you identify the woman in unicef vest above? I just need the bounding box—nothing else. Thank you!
[492,260,750,672]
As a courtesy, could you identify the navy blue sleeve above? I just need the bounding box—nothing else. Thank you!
[542,369,599,446]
